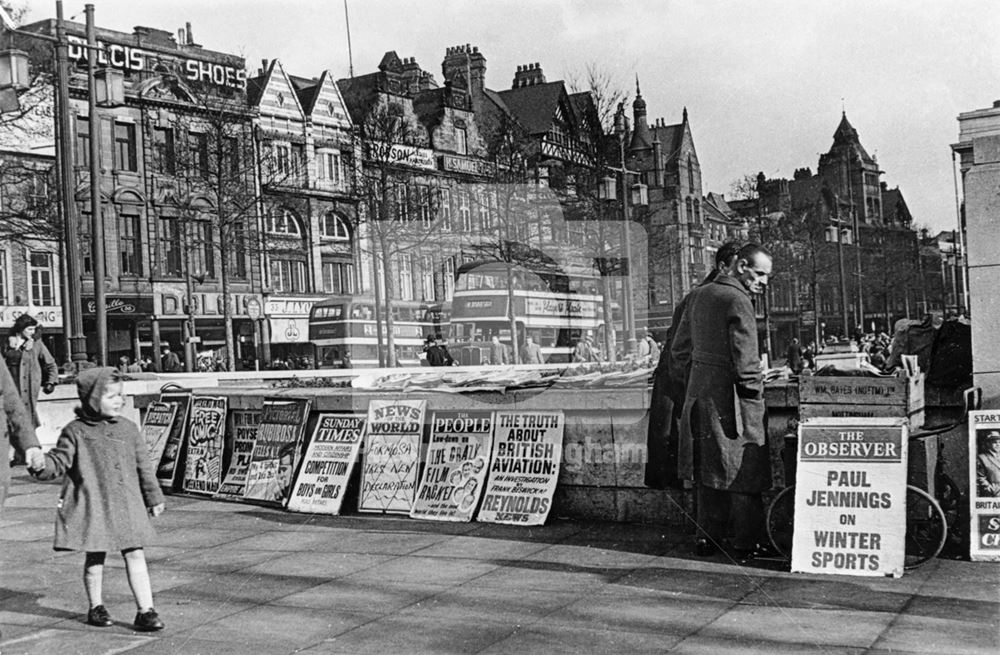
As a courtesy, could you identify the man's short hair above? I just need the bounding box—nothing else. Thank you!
[737,243,771,266]
[716,241,741,268]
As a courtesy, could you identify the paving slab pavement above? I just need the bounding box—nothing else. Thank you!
[1,469,997,655]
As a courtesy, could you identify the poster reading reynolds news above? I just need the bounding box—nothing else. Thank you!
[969,411,1000,562]
[410,411,493,522]
[477,410,563,526]
[286,413,366,515]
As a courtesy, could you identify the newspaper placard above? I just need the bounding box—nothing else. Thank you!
[156,392,192,490]
[359,399,426,514]
[243,398,311,506]
[140,401,178,468]
[181,396,228,495]
[969,411,1000,562]
[477,410,563,526]
[286,413,366,514]
[791,418,908,578]
[215,409,262,500]
[411,411,494,522]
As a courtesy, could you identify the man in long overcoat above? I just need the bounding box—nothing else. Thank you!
[0,356,42,510]
[670,244,773,560]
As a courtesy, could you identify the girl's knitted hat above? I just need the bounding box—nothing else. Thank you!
[75,367,120,420]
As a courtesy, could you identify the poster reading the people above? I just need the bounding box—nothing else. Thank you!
[156,392,192,490]
[181,396,228,495]
[791,418,908,578]
[411,411,494,522]
[359,399,426,514]
[477,411,563,526]
[286,413,366,515]
[140,401,178,468]
[243,398,311,506]
[968,411,1000,562]
[215,410,262,500]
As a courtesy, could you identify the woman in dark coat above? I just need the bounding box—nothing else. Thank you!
[0,357,40,510]
[3,314,59,427]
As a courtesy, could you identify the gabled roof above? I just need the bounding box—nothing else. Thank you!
[881,186,912,226]
[248,59,304,120]
[495,81,566,135]
[829,111,875,164]
[650,122,684,160]
[704,192,733,216]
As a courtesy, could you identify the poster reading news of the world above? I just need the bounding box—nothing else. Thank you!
[286,412,366,515]
[477,410,563,526]
[215,409,262,500]
[410,411,494,522]
[969,411,1000,562]
[359,399,426,514]
[243,398,312,506]
[181,396,229,496]
[791,418,908,578]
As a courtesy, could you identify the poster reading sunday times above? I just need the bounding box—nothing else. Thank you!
[410,411,494,522]
[156,392,192,490]
[969,411,1000,562]
[140,401,178,468]
[791,418,908,578]
[286,413,366,515]
[477,411,563,526]
[243,398,311,506]
[215,410,262,500]
[181,396,229,495]
[359,399,426,514]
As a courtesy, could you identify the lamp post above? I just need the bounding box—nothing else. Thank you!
[826,218,851,339]
[611,105,647,357]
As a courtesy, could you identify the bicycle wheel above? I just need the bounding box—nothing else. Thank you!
[905,485,947,570]
[766,486,796,558]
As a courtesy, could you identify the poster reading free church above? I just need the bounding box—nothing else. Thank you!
[969,411,1000,562]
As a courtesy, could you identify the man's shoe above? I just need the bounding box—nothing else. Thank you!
[694,538,718,557]
[133,608,164,632]
[87,604,113,627]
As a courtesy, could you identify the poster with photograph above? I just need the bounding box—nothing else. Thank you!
[140,401,178,468]
[243,398,311,506]
[411,411,494,522]
[969,411,1000,562]
[156,392,192,490]
[286,413,366,515]
[477,411,563,526]
[181,396,228,495]
[791,418,908,578]
[359,399,426,514]
[215,409,262,500]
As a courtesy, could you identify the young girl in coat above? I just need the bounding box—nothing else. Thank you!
[30,367,166,631]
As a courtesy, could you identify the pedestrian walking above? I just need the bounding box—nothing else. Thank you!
[3,314,59,428]
[520,335,545,365]
[29,367,166,632]
[159,344,182,372]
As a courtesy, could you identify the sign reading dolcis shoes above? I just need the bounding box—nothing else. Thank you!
[477,411,563,526]
[968,411,1000,562]
[791,418,908,578]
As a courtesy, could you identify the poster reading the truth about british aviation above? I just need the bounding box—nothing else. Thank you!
[243,398,311,506]
[215,409,262,500]
[286,412,366,515]
[792,418,908,578]
[181,396,228,495]
[477,410,563,526]
[140,401,178,468]
[359,399,425,514]
[410,411,494,522]
[968,411,1000,562]
[156,392,191,490]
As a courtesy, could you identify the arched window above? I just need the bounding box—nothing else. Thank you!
[266,208,302,236]
[319,212,351,241]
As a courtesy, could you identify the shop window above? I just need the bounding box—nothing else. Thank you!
[114,122,138,172]
[119,212,142,276]
[319,212,350,241]
[29,251,55,306]
[152,127,175,174]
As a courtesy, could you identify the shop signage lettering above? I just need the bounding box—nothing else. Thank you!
[265,298,317,317]
[366,141,436,170]
[968,411,1000,561]
[526,297,595,318]
[66,35,246,90]
[441,154,496,177]
[0,306,62,327]
[83,296,153,315]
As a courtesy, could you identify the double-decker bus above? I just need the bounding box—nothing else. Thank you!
[448,260,615,365]
[309,296,442,368]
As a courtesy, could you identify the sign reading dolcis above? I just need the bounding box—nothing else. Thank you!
[968,410,1000,561]
[791,418,908,578]
[66,35,246,90]
[366,141,436,170]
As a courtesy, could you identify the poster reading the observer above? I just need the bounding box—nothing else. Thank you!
[286,413,366,515]
[215,409,262,500]
[359,399,426,514]
[410,411,494,522]
[969,411,1000,562]
[243,398,311,506]
[181,396,229,495]
[477,410,563,526]
[791,418,908,578]
[140,401,178,468]
[156,392,191,490]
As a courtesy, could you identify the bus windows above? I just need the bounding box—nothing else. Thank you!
[314,305,343,319]
[318,346,340,368]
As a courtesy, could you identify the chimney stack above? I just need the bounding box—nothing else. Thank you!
[512,62,546,89]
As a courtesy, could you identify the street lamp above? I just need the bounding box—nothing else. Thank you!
[611,103,647,357]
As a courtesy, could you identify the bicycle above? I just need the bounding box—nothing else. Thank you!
[766,386,980,570]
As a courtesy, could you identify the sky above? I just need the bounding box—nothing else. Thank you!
[20,0,999,234]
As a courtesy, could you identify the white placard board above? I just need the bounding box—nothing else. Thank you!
[968,411,1000,562]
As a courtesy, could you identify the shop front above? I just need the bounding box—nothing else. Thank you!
[0,304,65,363]
[264,296,319,369]
[83,295,154,366]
